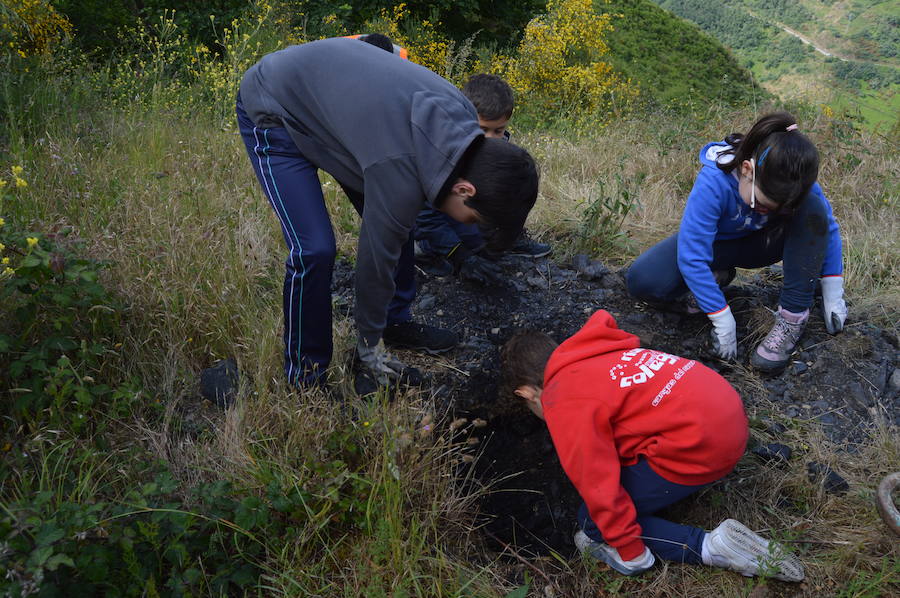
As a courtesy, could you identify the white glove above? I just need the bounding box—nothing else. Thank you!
[356,340,407,386]
[708,306,738,360]
[821,276,847,335]
[591,544,656,576]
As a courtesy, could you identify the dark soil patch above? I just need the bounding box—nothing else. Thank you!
[339,253,898,571]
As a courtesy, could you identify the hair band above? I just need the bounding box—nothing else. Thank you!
[786,124,799,132]
[757,146,771,167]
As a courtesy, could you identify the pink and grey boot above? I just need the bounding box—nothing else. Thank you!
[751,306,809,372]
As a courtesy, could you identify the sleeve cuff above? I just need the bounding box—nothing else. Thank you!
[615,538,647,561]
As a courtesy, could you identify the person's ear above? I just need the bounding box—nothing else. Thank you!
[514,385,537,401]
[740,159,753,178]
[451,178,476,199]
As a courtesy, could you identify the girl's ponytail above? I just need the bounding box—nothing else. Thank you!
[718,112,819,211]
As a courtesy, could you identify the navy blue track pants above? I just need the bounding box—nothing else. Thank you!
[577,458,708,564]
[236,99,415,387]
[626,190,829,313]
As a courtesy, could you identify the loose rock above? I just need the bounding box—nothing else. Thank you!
[752,443,792,465]
[199,358,240,409]
[807,462,850,494]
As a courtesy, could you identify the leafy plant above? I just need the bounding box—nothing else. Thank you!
[0,167,137,434]
[575,173,638,256]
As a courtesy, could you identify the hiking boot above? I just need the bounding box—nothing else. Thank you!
[382,321,458,354]
[506,229,552,258]
[751,306,809,373]
[703,519,804,582]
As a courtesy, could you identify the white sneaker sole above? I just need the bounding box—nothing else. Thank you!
[710,519,804,582]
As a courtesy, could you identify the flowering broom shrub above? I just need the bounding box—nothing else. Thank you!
[493,0,637,123]
[0,0,72,57]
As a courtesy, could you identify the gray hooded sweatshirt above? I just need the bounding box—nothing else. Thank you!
[239,37,482,346]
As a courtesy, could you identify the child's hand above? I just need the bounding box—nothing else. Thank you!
[821,276,847,334]
[708,306,738,360]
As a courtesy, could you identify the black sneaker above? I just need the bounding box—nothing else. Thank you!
[382,321,458,354]
[507,230,551,258]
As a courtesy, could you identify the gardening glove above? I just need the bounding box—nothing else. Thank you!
[448,245,502,286]
[592,544,656,576]
[708,306,738,360]
[821,276,847,335]
[356,339,408,386]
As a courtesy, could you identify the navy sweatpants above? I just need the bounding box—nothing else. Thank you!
[236,99,415,387]
[577,458,708,564]
[626,190,829,313]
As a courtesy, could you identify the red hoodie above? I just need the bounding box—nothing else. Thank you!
[541,310,748,561]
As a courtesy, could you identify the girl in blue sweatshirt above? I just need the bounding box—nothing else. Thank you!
[627,112,846,371]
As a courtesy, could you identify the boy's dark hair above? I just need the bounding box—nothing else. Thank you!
[361,33,394,53]
[462,74,515,121]
[451,137,539,252]
[717,111,819,212]
[499,331,558,412]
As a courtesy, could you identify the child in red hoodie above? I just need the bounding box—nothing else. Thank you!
[500,310,804,581]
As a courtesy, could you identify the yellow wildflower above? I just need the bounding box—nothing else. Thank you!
[15,178,26,188]
[3,267,13,275]
[0,217,5,227]
[26,237,38,248]
[11,166,23,176]
[1,257,9,265]
[0,179,6,188]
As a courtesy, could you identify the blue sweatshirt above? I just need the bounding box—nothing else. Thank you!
[238,38,482,346]
[678,142,843,314]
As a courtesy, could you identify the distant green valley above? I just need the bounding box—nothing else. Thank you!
[649,0,899,132]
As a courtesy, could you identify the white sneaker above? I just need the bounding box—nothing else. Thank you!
[704,519,804,582]
[574,530,655,576]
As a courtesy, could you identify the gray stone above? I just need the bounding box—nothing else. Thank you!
[807,462,849,494]
[571,254,610,280]
[848,381,874,410]
[417,294,436,310]
[199,358,240,410]
[792,361,809,375]
[752,443,792,465]
[889,368,900,392]
[818,413,837,426]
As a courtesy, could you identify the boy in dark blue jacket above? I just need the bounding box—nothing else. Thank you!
[415,74,550,285]
[237,39,539,393]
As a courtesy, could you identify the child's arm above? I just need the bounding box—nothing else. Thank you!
[678,174,737,358]
[543,391,646,561]
[677,176,728,314]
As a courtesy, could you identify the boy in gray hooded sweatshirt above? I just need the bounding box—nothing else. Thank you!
[237,38,539,393]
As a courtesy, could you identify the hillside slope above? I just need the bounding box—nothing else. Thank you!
[650,0,899,131]
[598,0,764,107]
